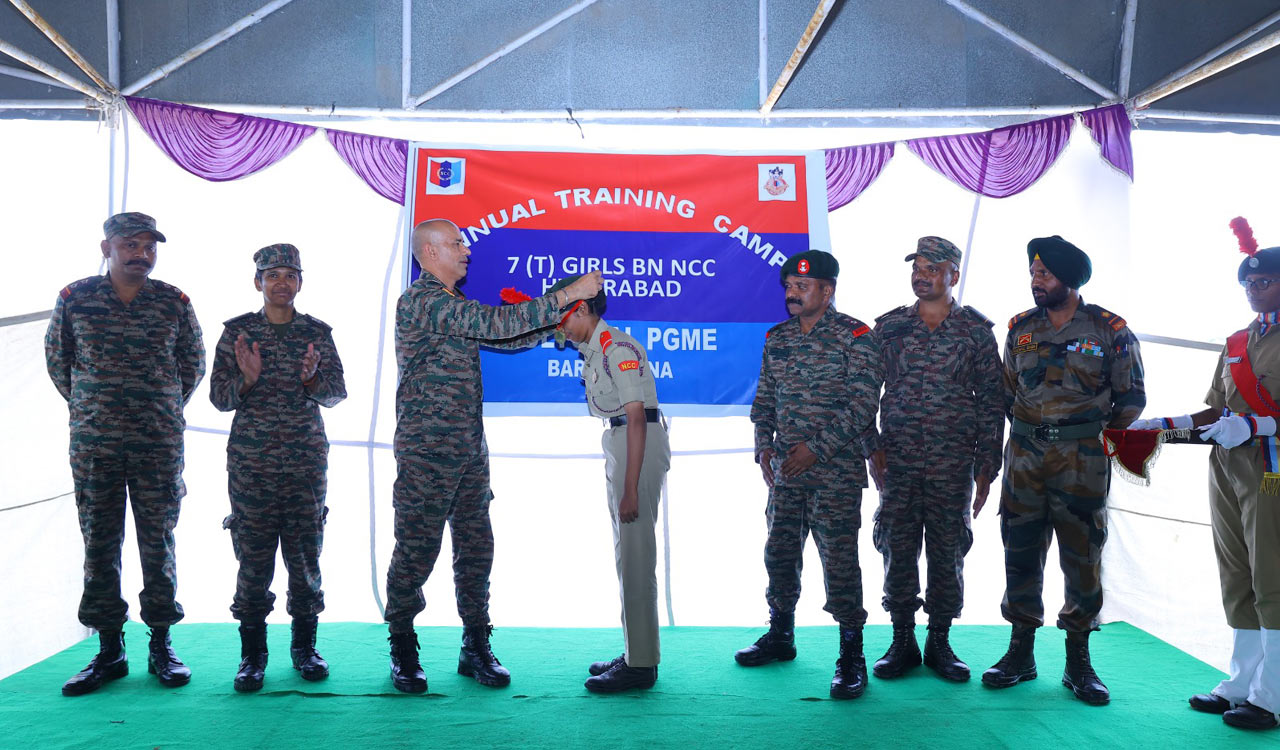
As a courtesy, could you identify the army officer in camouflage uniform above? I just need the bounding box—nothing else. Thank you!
[210,244,346,692]
[982,236,1144,706]
[866,237,1004,683]
[385,219,603,694]
[45,212,205,696]
[551,275,671,693]
[737,249,884,700]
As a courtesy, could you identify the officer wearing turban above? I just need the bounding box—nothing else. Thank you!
[737,250,884,700]
[981,236,1145,705]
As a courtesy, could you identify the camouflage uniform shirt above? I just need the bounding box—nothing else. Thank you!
[873,301,1004,480]
[45,274,205,463]
[1003,301,1145,428]
[752,306,883,489]
[394,271,561,458]
[209,310,347,475]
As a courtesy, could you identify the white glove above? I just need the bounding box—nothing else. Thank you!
[1129,415,1192,431]
[1200,416,1277,448]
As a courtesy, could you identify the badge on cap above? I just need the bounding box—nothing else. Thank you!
[797,259,810,275]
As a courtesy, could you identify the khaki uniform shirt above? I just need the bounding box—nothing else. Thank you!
[1206,319,1280,415]
[580,319,660,417]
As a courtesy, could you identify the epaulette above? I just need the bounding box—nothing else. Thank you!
[841,315,872,338]
[300,313,332,332]
[875,305,908,324]
[151,279,191,304]
[1008,307,1037,330]
[59,276,97,300]
[598,329,614,350]
[963,305,994,327]
[1084,303,1127,332]
[223,312,258,327]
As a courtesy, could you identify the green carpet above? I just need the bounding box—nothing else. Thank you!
[0,623,1269,749]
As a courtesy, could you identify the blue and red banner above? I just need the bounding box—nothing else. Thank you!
[404,145,831,416]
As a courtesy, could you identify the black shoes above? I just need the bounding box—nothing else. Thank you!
[982,626,1037,688]
[1189,693,1232,714]
[589,654,625,676]
[234,622,268,692]
[147,627,192,688]
[290,617,329,682]
[389,630,428,694]
[735,611,797,667]
[873,622,922,679]
[62,629,128,696]
[830,626,867,700]
[923,622,970,682]
[458,624,511,687]
[1062,631,1109,705]
[1224,701,1279,730]
[585,662,657,693]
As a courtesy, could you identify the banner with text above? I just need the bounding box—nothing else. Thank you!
[405,145,831,416]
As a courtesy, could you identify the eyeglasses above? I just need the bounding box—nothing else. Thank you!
[1242,277,1280,292]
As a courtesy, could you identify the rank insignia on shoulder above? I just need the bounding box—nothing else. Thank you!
[618,360,639,372]
[599,331,614,349]
[850,324,871,338]
[1008,309,1036,329]
[1017,333,1032,346]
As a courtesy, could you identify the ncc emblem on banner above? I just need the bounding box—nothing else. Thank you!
[758,163,797,202]
[426,157,466,195]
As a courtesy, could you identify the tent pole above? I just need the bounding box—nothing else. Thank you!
[1134,25,1280,109]
[8,0,114,92]
[1118,0,1138,98]
[938,0,1118,100]
[758,0,768,108]
[106,0,119,87]
[1137,109,1280,126]
[400,0,411,109]
[956,195,981,305]
[1136,7,1280,105]
[759,0,836,114]
[0,40,108,102]
[121,0,299,96]
[0,62,71,89]
[410,0,600,107]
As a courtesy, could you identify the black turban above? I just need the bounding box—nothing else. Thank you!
[1027,235,1091,289]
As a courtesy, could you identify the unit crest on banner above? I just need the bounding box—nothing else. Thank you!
[426,157,466,195]
[758,163,796,202]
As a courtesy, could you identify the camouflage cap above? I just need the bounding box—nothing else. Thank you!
[253,243,303,272]
[904,236,961,265]
[780,249,838,282]
[103,212,166,242]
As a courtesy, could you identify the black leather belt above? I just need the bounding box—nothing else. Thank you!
[609,408,661,427]
[1010,418,1104,441]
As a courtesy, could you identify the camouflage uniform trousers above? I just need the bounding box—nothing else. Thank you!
[872,469,973,623]
[384,451,495,629]
[223,468,328,621]
[999,433,1110,632]
[764,486,867,627]
[71,453,185,630]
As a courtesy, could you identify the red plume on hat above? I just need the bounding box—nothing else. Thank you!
[499,287,533,304]
[1231,216,1259,257]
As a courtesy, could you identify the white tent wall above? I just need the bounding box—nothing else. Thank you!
[1,115,1271,680]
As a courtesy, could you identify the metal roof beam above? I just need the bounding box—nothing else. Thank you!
[1118,0,1138,98]
[8,0,114,92]
[759,0,836,114]
[120,0,299,96]
[0,61,72,89]
[1138,7,1280,104]
[938,0,1118,101]
[1134,24,1280,109]
[410,0,600,108]
[0,39,107,102]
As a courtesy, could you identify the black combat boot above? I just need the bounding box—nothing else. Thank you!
[388,629,427,694]
[873,620,922,679]
[1062,630,1109,705]
[147,627,192,688]
[982,626,1037,688]
[234,622,268,692]
[923,620,970,682]
[290,617,329,681]
[62,629,128,696]
[734,610,797,666]
[830,626,868,700]
[458,624,511,687]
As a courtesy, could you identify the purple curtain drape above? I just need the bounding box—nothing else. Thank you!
[824,142,895,211]
[906,114,1075,198]
[125,96,316,182]
[326,129,409,205]
[1080,104,1134,181]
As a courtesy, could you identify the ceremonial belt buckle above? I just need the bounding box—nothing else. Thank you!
[1032,424,1061,441]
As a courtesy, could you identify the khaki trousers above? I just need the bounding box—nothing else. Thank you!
[602,422,670,668]
[1209,443,1280,629]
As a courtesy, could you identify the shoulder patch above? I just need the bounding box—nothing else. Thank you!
[223,312,258,327]
[1008,307,1037,330]
[151,279,190,304]
[599,330,614,350]
[59,277,97,300]
[850,323,871,338]
[1085,304,1127,332]
[875,305,908,324]
[300,313,333,332]
[963,305,994,327]
[618,360,639,372]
